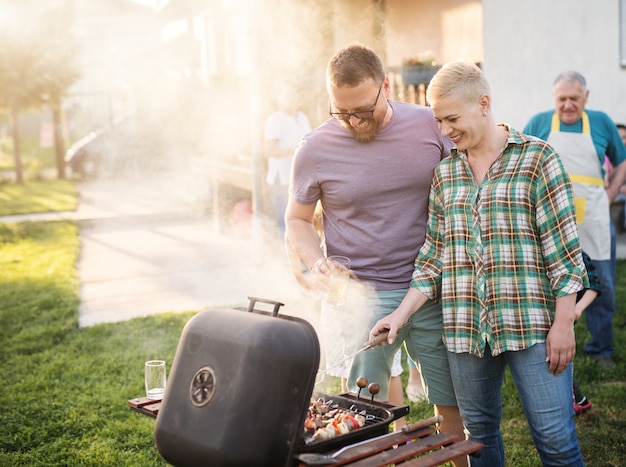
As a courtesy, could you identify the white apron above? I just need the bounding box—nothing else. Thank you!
[547,111,611,260]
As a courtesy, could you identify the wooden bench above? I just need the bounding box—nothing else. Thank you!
[128,397,481,467]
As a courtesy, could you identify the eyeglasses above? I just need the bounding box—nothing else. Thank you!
[329,81,384,121]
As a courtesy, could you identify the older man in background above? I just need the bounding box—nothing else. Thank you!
[524,71,626,369]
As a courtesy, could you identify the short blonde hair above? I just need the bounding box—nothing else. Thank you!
[426,60,490,106]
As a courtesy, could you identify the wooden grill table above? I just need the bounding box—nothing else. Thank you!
[128,395,481,467]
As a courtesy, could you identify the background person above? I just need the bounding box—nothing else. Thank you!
[616,123,626,145]
[406,355,426,402]
[264,86,311,237]
[371,60,588,466]
[572,251,601,415]
[524,72,626,369]
[285,44,465,462]
[614,123,626,231]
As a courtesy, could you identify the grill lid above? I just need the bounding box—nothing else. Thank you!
[154,298,320,467]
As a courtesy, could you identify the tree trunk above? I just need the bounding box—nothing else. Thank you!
[10,106,24,185]
[52,102,66,180]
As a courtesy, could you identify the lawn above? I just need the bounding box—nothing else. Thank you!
[0,181,625,466]
[0,179,77,215]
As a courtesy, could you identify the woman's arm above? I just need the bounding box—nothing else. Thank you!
[546,293,577,375]
[369,288,430,345]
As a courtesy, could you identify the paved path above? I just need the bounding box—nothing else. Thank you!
[3,177,626,328]
[2,177,319,328]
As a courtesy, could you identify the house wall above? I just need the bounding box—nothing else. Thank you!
[281,0,483,115]
[384,0,483,67]
[482,0,626,129]
[318,0,483,68]
[323,0,626,131]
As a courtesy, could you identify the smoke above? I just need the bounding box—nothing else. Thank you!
[63,0,335,186]
[317,278,376,375]
[59,1,384,384]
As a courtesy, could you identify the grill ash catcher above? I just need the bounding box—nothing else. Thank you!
[153,297,408,467]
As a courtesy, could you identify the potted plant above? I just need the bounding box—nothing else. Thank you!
[401,51,440,85]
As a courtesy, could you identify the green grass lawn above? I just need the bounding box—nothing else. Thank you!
[0,181,625,465]
[0,180,77,215]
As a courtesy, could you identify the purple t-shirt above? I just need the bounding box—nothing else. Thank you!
[291,100,452,290]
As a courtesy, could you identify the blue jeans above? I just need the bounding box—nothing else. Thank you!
[583,222,616,358]
[447,344,584,467]
[269,183,288,236]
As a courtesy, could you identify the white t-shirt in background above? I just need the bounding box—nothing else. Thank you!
[264,110,311,185]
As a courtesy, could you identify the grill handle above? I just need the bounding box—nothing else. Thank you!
[246,296,285,317]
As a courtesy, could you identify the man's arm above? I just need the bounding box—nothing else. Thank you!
[284,198,324,270]
[606,160,626,202]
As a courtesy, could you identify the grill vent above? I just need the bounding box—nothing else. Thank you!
[189,367,216,407]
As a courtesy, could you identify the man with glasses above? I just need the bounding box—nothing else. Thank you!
[285,44,465,461]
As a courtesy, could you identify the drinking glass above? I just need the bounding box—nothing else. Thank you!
[145,360,167,400]
[325,255,351,306]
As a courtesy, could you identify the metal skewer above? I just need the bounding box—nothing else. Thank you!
[315,330,391,386]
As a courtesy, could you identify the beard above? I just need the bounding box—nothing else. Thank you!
[341,114,384,143]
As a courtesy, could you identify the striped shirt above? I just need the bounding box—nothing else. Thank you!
[411,126,588,357]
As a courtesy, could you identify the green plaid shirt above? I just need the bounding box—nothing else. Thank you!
[411,126,588,357]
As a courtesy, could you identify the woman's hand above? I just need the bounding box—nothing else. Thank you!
[545,321,576,375]
[368,288,429,345]
[546,293,577,375]
[369,311,408,346]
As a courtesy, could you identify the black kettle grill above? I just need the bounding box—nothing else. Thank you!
[153,297,407,467]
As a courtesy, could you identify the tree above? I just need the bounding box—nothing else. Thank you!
[0,8,37,184]
[36,3,81,180]
[0,1,80,183]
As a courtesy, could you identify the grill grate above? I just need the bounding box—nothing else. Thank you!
[299,393,407,454]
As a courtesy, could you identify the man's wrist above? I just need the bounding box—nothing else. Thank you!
[310,256,326,272]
